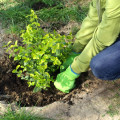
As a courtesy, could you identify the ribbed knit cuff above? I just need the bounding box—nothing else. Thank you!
[70,65,80,76]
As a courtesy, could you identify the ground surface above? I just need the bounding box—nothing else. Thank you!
[1,20,120,119]
[23,79,120,120]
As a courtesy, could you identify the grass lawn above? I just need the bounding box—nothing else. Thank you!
[0,0,89,34]
[0,108,52,120]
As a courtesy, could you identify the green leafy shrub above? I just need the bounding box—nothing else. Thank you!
[6,10,72,92]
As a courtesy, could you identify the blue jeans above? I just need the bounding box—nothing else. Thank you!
[90,36,120,80]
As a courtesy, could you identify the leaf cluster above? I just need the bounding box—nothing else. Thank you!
[5,10,72,92]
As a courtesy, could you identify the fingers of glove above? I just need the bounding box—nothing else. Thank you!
[57,71,73,83]
[56,72,65,81]
[60,57,74,72]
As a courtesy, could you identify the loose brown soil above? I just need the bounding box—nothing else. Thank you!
[0,52,88,107]
[0,53,62,106]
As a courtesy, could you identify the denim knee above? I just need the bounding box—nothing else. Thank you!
[90,36,120,80]
[90,57,106,80]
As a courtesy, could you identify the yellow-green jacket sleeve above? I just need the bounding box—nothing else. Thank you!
[71,0,120,74]
[72,0,99,53]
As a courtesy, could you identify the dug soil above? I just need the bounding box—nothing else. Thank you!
[0,51,88,107]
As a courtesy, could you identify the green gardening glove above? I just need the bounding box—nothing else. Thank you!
[60,52,80,72]
[54,66,80,93]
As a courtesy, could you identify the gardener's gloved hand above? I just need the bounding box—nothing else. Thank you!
[54,66,80,93]
[60,52,80,72]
